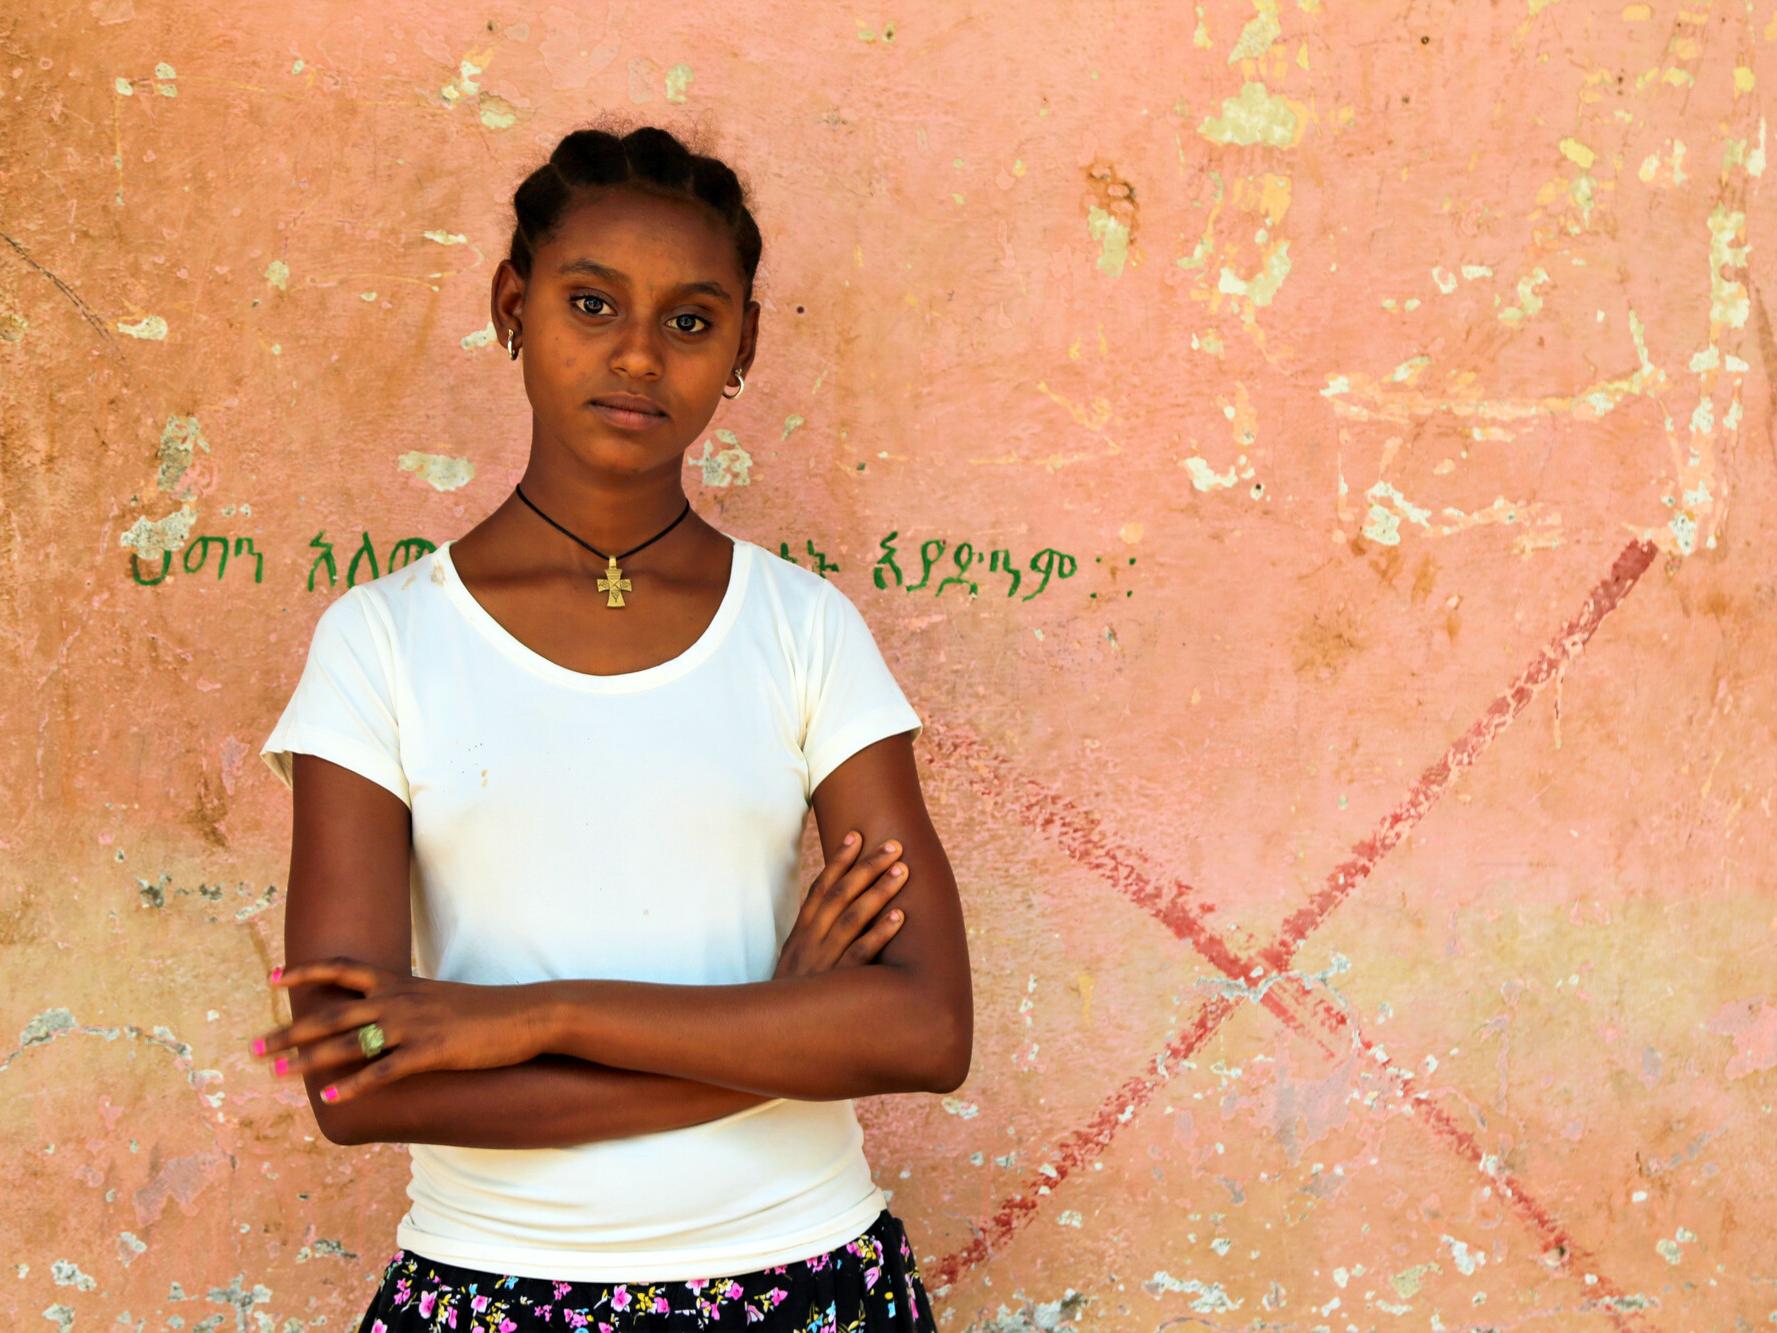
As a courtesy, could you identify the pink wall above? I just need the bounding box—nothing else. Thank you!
[3,2,1773,1328]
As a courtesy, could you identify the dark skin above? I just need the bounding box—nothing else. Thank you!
[252,184,972,1144]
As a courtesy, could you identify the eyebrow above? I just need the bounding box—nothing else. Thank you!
[554,258,734,306]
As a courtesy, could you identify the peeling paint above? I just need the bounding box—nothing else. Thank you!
[397,450,476,492]
[690,432,753,487]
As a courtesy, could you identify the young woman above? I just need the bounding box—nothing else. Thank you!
[252,123,971,1333]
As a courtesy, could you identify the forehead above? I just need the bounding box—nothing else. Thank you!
[539,188,740,289]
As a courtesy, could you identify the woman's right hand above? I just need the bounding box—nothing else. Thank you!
[772,832,910,979]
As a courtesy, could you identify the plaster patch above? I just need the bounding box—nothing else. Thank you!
[117,314,168,340]
[119,504,197,561]
[1198,81,1299,149]
[397,450,476,492]
[156,414,211,494]
[1142,1271,1241,1312]
[1087,205,1129,276]
[51,1261,96,1291]
[1184,456,1237,491]
[691,433,753,487]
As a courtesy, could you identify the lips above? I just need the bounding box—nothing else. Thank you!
[587,397,669,431]
[588,394,666,417]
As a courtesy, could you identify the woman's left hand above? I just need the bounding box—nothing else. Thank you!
[250,957,548,1104]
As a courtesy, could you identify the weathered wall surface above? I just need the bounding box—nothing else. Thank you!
[3,2,1773,1328]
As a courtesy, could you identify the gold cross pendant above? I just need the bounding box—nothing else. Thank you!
[596,554,632,608]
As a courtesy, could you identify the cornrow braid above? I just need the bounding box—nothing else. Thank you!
[507,122,762,306]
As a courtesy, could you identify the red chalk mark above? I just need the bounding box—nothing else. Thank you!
[931,993,1238,1285]
[1256,537,1661,976]
[921,538,1660,1329]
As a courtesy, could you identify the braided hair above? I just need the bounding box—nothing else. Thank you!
[507,122,763,306]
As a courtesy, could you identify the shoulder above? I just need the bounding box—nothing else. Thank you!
[737,538,854,632]
[350,543,452,619]
[309,544,449,657]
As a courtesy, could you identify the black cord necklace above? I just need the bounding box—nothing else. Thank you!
[512,484,692,609]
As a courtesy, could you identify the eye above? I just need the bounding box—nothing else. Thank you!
[571,294,711,335]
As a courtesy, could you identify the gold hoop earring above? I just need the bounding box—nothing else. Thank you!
[722,368,745,400]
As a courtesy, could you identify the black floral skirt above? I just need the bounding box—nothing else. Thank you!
[357,1209,937,1332]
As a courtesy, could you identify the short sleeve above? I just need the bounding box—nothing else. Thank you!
[260,588,411,807]
[800,580,923,797]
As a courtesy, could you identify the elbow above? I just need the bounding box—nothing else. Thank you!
[307,1081,368,1146]
[924,1010,973,1094]
[315,1105,364,1146]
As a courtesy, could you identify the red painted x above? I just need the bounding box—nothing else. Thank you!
[918,537,1661,1331]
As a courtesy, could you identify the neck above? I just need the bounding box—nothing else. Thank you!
[511,466,695,562]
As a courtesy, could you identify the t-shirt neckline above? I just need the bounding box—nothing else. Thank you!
[433,534,752,693]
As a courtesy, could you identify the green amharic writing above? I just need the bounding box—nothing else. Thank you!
[131,530,1111,604]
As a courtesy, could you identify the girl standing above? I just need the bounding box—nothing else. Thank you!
[253,122,970,1332]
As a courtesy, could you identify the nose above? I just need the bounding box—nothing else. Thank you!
[604,318,666,382]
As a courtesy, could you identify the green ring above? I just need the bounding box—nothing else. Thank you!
[357,1022,386,1059]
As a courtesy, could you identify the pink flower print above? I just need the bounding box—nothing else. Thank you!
[746,1307,763,1323]
[394,1279,413,1305]
[446,1304,458,1328]
[535,1305,551,1322]
[806,1251,831,1273]
[500,1321,517,1333]
[767,1286,788,1306]
[609,1286,630,1312]
[864,1265,881,1288]
[371,1322,388,1333]
[599,1325,613,1333]
[686,1277,709,1291]
[417,1291,437,1319]
[471,1295,489,1314]
[553,1281,572,1301]
[562,1311,586,1329]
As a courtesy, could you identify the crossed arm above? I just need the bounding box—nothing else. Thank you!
[280,732,971,1148]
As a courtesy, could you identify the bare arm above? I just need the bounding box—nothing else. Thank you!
[281,752,771,1147]
[315,1053,770,1149]
[535,732,973,1100]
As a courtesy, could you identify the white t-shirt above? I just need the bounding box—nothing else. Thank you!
[259,532,923,1281]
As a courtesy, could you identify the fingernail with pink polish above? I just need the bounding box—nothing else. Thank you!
[321,1086,338,1102]
[274,1056,288,1076]
[251,1037,265,1057]
[268,966,283,983]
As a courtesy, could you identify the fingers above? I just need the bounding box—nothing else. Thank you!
[315,1047,423,1105]
[252,997,383,1059]
[831,859,908,939]
[838,905,906,967]
[262,1025,393,1081]
[268,956,384,996]
[820,837,907,923]
[776,831,913,978]
[808,830,864,895]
